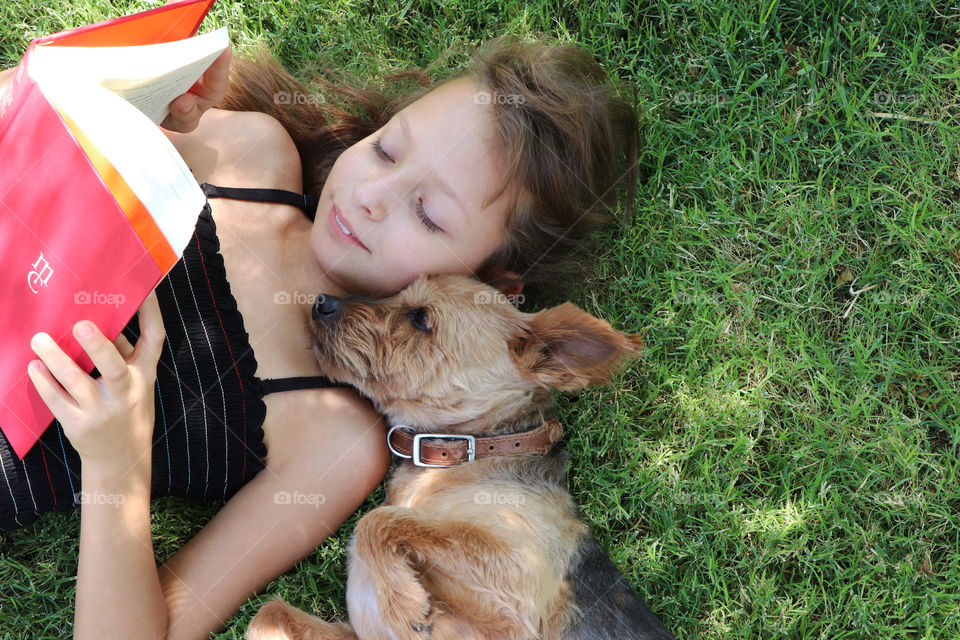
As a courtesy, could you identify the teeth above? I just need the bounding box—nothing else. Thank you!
[335,214,352,236]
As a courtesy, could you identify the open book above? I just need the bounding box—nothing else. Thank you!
[29,24,228,125]
[0,0,225,458]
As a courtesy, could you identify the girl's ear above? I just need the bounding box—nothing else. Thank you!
[509,302,643,391]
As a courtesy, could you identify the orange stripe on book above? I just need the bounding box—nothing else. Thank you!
[33,0,214,48]
[56,110,179,272]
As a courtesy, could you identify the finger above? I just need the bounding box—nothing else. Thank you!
[161,94,200,133]
[190,45,232,107]
[133,291,166,368]
[114,331,135,360]
[26,354,83,422]
[73,321,131,396]
[160,45,232,132]
[30,332,98,407]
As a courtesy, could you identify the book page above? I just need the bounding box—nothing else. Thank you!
[36,75,205,253]
[97,52,223,123]
[28,27,228,124]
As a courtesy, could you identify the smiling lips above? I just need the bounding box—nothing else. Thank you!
[329,205,369,251]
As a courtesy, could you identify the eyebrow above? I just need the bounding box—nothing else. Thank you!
[395,114,467,226]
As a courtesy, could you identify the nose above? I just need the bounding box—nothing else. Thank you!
[355,184,387,222]
[354,173,405,223]
[312,294,340,321]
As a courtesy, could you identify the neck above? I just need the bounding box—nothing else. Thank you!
[286,227,351,330]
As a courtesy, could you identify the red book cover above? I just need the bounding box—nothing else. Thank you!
[0,0,219,458]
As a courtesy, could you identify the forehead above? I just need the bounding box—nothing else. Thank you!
[391,78,511,213]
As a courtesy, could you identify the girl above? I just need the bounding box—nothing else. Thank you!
[2,32,637,639]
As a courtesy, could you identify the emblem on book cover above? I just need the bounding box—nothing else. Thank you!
[27,253,53,293]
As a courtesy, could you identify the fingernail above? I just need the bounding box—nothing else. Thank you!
[30,333,49,349]
[178,103,192,114]
[28,360,41,374]
[76,322,94,340]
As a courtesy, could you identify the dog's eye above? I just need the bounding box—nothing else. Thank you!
[408,308,432,332]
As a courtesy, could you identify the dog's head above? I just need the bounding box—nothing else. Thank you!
[310,275,643,431]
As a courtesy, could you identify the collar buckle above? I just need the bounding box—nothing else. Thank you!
[412,433,475,468]
[386,425,414,459]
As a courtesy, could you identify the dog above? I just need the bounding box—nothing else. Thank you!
[247,274,674,639]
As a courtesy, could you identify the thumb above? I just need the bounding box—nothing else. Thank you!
[161,94,200,133]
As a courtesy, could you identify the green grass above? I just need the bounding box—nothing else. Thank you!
[2,0,960,638]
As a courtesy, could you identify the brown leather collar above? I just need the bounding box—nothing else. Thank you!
[386,420,563,468]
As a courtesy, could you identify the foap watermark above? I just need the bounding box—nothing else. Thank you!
[671,90,727,106]
[473,291,525,307]
[474,490,526,506]
[274,90,325,106]
[274,490,327,508]
[670,491,726,506]
[74,290,125,308]
[871,90,917,106]
[861,491,924,508]
[274,290,320,305]
[672,291,726,306]
[474,90,526,106]
[74,491,125,507]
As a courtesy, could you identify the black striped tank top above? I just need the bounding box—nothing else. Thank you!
[0,184,344,532]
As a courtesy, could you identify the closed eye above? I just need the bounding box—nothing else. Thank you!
[416,198,443,234]
[372,138,444,234]
[371,138,393,163]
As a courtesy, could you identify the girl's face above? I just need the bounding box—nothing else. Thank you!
[310,77,514,295]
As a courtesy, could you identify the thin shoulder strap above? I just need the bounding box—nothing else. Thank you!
[201,183,317,216]
[260,376,352,395]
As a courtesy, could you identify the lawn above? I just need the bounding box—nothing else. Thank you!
[1,0,959,638]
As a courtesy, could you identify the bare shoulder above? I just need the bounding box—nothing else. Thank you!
[165,108,302,191]
[261,385,389,473]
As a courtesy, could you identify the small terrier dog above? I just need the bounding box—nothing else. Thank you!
[247,274,674,639]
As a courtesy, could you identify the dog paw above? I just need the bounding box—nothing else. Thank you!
[410,618,433,636]
[410,600,444,639]
[247,600,298,640]
[383,589,436,639]
[247,599,353,640]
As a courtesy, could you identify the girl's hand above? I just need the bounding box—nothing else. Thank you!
[26,292,165,481]
[160,43,232,133]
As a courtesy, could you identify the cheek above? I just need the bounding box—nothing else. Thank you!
[389,236,476,279]
[374,252,431,293]
[323,146,364,192]
[387,229,504,289]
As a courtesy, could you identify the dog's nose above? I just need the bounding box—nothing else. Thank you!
[313,294,340,321]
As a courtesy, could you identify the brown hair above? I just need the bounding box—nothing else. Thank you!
[218,37,638,300]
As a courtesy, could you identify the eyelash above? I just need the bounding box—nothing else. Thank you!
[370,138,392,162]
[415,198,441,233]
[370,138,443,234]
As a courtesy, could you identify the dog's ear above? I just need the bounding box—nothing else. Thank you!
[510,303,643,391]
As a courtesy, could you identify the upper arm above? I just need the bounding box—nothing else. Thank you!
[163,109,303,192]
[158,394,390,640]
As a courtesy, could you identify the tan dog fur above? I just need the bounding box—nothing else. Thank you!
[246,275,673,640]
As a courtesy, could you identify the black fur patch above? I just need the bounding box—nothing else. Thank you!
[563,534,675,639]
[508,445,570,488]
